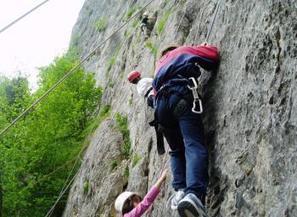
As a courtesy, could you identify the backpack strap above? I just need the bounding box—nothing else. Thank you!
[149,119,165,155]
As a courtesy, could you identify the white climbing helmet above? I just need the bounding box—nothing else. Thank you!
[115,191,137,213]
[143,11,149,17]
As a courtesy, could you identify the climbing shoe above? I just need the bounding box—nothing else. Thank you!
[177,193,207,217]
[168,189,185,210]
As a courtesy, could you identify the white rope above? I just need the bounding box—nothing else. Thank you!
[0,0,51,35]
[205,0,222,42]
[0,0,156,138]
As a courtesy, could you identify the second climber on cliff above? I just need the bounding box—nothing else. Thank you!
[127,70,154,108]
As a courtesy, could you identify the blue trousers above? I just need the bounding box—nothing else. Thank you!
[156,91,208,203]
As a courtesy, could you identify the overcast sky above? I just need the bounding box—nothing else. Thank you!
[0,0,86,90]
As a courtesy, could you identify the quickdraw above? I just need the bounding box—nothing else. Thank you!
[187,77,203,114]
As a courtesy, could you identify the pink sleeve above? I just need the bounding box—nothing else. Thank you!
[124,186,160,217]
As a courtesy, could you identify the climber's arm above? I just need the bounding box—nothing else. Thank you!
[191,44,220,70]
[124,170,167,217]
[124,187,160,217]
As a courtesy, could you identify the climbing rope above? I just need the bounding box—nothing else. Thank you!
[193,6,208,42]
[147,144,170,217]
[44,141,88,217]
[178,0,222,44]
[176,7,187,32]
[45,171,79,217]
[0,0,156,138]
[0,0,52,35]
[205,0,222,42]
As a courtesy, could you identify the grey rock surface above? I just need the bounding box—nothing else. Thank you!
[63,119,128,217]
[63,0,297,216]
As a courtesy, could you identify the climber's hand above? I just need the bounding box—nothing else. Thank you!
[160,168,168,181]
[155,168,168,189]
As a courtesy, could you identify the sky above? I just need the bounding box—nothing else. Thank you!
[0,0,86,90]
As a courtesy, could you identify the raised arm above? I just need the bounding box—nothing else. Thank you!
[191,44,220,70]
[124,170,167,217]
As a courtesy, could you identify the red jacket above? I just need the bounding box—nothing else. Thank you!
[152,45,219,91]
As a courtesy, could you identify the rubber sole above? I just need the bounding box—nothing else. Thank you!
[178,199,206,217]
[168,191,186,210]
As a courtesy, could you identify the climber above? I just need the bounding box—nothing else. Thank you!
[140,11,157,39]
[127,70,154,108]
[151,43,220,217]
[127,70,166,155]
[114,169,167,217]
[140,12,149,32]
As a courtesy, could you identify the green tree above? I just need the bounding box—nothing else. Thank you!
[0,76,31,124]
[0,52,102,216]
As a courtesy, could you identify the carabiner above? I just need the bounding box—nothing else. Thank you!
[187,77,203,114]
[192,98,203,114]
[187,77,198,89]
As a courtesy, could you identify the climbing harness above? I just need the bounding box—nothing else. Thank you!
[187,77,203,114]
[175,0,222,115]
[147,0,222,215]
[149,119,165,155]
[189,0,222,114]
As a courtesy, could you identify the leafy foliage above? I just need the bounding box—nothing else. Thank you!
[145,40,158,59]
[83,180,90,194]
[125,6,140,20]
[0,77,31,124]
[84,104,111,136]
[124,166,130,179]
[132,154,141,168]
[110,160,118,171]
[95,17,108,32]
[0,52,102,216]
[106,46,121,74]
[115,113,131,159]
[156,10,171,35]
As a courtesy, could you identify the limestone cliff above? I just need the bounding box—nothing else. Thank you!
[63,0,297,216]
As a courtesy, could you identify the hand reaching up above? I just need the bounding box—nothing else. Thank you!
[155,168,168,189]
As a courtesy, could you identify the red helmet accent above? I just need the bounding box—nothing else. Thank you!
[127,71,141,83]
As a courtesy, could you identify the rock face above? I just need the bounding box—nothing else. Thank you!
[63,0,297,216]
[63,119,128,217]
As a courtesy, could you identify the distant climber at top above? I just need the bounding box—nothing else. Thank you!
[151,43,220,217]
[114,169,167,217]
[140,11,157,39]
[127,70,154,108]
